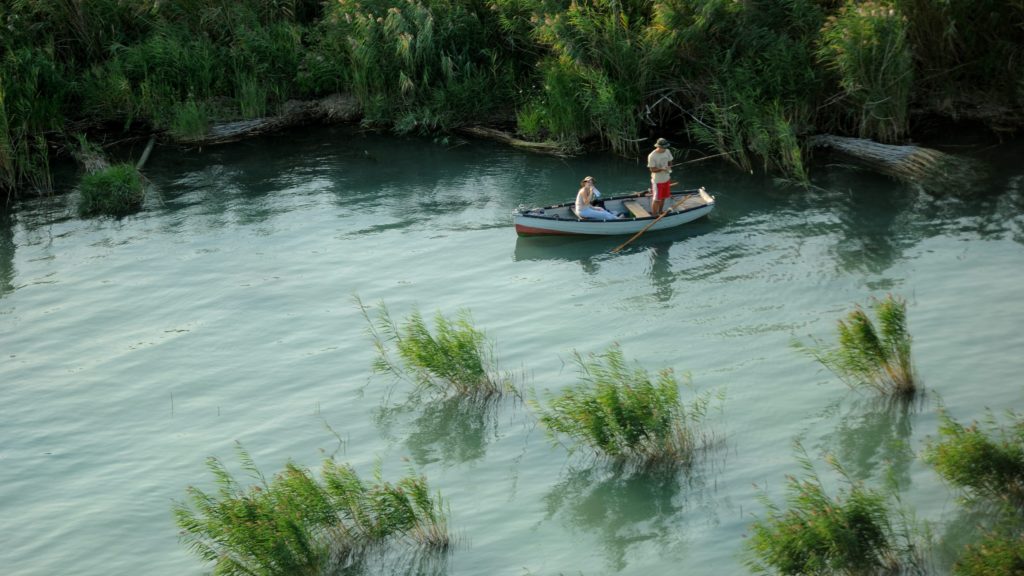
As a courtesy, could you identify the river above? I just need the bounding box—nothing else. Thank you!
[2,126,1023,575]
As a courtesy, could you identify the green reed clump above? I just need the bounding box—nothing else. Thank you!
[818,0,913,143]
[953,531,1024,576]
[358,297,509,399]
[174,444,451,576]
[926,411,1024,510]
[747,450,927,575]
[926,412,1024,575]
[77,163,145,217]
[796,294,917,397]
[534,344,717,468]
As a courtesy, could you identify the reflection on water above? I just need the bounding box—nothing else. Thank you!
[822,395,923,488]
[542,464,719,572]
[374,394,506,467]
[0,209,13,297]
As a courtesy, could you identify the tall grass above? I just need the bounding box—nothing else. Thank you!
[534,344,719,469]
[818,0,913,144]
[174,444,451,576]
[358,297,510,399]
[796,294,918,397]
[747,449,928,575]
[926,411,1024,510]
[925,411,1024,575]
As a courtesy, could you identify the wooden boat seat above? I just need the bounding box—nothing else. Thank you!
[623,200,651,218]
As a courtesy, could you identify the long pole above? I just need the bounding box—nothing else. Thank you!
[610,188,703,254]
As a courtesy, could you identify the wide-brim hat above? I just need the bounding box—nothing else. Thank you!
[654,138,670,148]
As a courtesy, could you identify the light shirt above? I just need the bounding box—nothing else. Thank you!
[647,148,673,184]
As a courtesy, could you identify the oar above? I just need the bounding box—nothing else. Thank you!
[610,187,703,254]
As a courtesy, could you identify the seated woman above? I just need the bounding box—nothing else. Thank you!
[575,176,621,221]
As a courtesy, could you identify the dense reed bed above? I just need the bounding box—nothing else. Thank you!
[3,0,1022,200]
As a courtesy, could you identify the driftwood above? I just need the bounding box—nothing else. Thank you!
[808,134,986,195]
[456,126,577,157]
[178,94,362,146]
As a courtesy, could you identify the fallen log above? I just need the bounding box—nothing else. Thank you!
[456,126,578,157]
[807,134,986,195]
[177,94,362,146]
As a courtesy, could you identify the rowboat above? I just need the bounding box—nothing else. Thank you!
[513,187,715,236]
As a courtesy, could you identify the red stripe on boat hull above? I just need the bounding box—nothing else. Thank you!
[515,224,581,236]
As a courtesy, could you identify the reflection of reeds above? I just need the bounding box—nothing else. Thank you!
[357,297,513,400]
[174,443,451,576]
[535,344,719,469]
[796,294,918,397]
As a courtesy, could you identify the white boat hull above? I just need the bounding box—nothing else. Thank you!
[514,188,715,236]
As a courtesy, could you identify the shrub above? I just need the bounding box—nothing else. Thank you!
[358,297,510,399]
[77,163,145,217]
[954,531,1024,576]
[534,344,718,468]
[747,450,927,575]
[174,444,451,576]
[926,411,1024,510]
[818,0,913,143]
[795,294,917,397]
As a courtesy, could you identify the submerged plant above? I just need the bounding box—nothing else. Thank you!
[173,444,451,576]
[747,448,928,575]
[357,297,511,399]
[534,344,719,469]
[77,162,145,217]
[796,294,917,397]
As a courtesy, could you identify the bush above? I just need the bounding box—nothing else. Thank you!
[77,163,145,217]
[926,411,1024,510]
[174,444,451,576]
[358,297,510,399]
[818,0,913,143]
[747,450,927,575]
[795,294,918,397]
[534,344,718,468]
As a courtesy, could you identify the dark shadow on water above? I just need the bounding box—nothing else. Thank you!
[0,209,14,297]
[541,463,720,572]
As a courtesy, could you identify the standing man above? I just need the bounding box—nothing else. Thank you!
[647,137,674,214]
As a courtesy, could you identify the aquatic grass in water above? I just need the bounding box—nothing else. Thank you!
[534,344,719,469]
[796,294,917,397]
[77,163,145,217]
[358,297,511,399]
[747,447,929,575]
[926,411,1024,510]
[174,444,451,576]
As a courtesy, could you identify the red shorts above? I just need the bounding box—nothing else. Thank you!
[652,180,671,200]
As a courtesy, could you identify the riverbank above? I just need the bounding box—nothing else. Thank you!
[2,0,1022,199]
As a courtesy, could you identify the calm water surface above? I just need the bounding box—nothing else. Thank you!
[2,127,1023,575]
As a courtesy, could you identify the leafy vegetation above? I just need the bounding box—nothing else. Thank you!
[925,411,1024,575]
[747,448,928,576]
[3,0,1022,200]
[174,444,451,576]
[358,297,511,399]
[796,294,918,397]
[77,163,145,217]
[534,344,718,469]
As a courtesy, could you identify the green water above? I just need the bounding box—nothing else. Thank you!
[2,127,1023,575]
